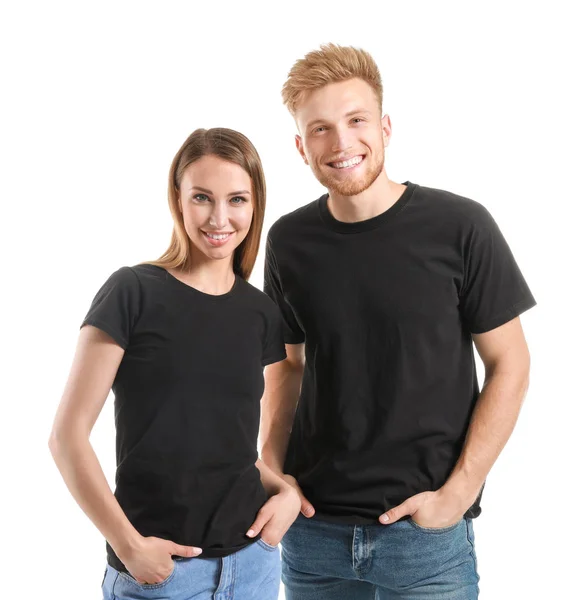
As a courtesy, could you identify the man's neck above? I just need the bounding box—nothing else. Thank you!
[327,170,406,223]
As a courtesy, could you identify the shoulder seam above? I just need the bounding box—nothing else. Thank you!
[126,266,144,328]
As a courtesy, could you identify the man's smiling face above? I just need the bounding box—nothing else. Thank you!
[294,78,390,197]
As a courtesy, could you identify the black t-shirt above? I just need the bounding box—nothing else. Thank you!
[264,182,536,524]
[81,264,286,571]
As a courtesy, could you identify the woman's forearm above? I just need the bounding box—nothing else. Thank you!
[255,458,291,497]
[260,356,304,475]
[49,432,141,560]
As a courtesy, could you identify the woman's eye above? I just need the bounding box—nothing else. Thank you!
[193,194,210,202]
[230,196,248,205]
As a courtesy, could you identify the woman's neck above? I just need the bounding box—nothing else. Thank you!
[169,257,236,296]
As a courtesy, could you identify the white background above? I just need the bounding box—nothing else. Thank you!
[2,1,576,598]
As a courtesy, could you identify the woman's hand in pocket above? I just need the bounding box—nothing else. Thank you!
[118,535,202,584]
[246,484,301,547]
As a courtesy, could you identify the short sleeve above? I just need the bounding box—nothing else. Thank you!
[263,236,305,344]
[262,304,288,367]
[80,267,141,348]
[459,207,536,334]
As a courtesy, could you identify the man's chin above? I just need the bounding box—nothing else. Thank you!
[315,167,381,197]
[326,178,374,197]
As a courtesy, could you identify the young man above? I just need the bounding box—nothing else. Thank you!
[259,44,536,599]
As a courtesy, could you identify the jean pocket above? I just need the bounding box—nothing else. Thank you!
[118,561,177,590]
[408,517,463,534]
[257,538,279,551]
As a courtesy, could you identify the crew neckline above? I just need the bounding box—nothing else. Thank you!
[160,266,240,300]
[318,181,416,233]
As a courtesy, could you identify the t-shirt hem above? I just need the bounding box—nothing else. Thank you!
[468,294,537,334]
[80,318,128,349]
[107,536,261,574]
[309,511,381,526]
[307,504,483,526]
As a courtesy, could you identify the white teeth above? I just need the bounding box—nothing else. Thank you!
[331,156,363,169]
[206,233,230,240]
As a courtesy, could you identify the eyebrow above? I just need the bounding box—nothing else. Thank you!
[190,186,251,196]
[306,109,372,129]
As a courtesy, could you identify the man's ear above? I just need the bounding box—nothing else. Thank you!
[381,114,392,147]
[296,135,308,165]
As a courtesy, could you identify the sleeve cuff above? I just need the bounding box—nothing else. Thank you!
[80,319,128,349]
[468,295,537,334]
[261,351,288,367]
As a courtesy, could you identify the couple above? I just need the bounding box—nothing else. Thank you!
[49,44,535,599]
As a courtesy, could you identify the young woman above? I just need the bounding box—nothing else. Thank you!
[49,128,300,599]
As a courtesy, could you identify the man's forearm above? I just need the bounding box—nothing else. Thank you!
[442,365,530,506]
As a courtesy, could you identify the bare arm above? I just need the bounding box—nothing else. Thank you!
[49,326,200,583]
[49,326,141,556]
[260,343,316,516]
[382,316,531,525]
[244,385,307,545]
[244,458,301,545]
[442,316,531,504]
[260,343,305,474]
[255,458,292,497]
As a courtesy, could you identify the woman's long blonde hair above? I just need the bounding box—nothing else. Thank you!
[148,127,266,280]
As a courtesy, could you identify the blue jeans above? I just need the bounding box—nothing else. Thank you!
[281,514,479,599]
[102,539,280,599]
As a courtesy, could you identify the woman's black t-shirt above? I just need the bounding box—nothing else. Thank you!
[81,264,286,572]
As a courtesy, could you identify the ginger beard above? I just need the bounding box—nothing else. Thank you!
[308,141,385,197]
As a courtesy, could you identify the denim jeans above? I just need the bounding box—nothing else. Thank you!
[281,513,479,599]
[102,538,280,599]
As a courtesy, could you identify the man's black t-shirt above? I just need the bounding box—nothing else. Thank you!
[264,182,536,523]
[81,264,286,572]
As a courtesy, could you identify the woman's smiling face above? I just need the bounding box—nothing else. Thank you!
[178,154,254,263]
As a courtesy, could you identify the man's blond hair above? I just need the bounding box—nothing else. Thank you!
[282,43,383,116]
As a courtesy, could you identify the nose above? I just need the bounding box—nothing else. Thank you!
[331,125,354,155]
[209,201,229,230]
